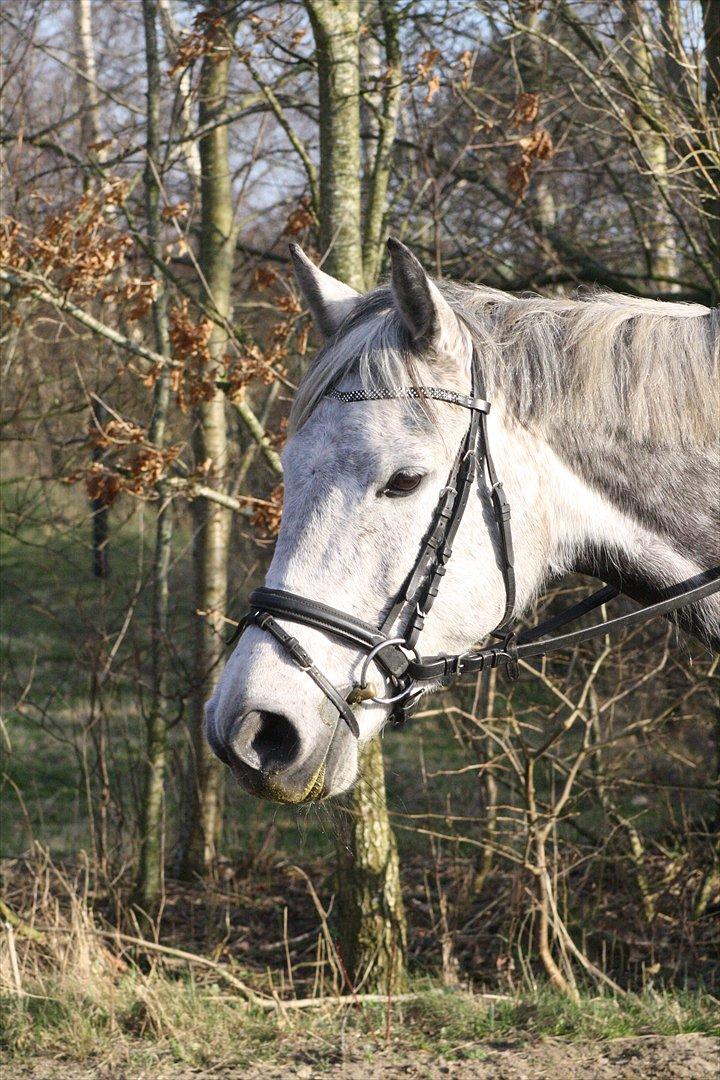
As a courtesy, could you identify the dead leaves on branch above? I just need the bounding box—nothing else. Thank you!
[458,50,474,92]
[1,180,135,297]
[109,277,158,322]
[68,415,182,506]
[148,297,284,414]
[254,266,279,289]
[222,343,278,401]
[283,197,315,236]
[250,483,283,538]
[507,127,554,198]
[164,298,217,413]
[417,49,442,105]
[161,202,190,224]
[506,93,554,199]
[509,92,541,128]
[2,177,293,541]
[168,8,234,76]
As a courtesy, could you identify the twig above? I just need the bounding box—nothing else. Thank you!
[80,928,269,1005]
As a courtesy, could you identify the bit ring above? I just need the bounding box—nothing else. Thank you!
[358,638,420,706]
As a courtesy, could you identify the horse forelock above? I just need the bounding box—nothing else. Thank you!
[290,288,407,432]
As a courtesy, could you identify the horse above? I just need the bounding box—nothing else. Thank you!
[205,239,720,804]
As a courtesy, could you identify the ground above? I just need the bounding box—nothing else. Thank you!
[7,1035,720,1079]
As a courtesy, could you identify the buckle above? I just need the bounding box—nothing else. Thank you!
[456,653,471,675]
[391,688,424,727]
[286,636,314,671]
[502,631,519,681]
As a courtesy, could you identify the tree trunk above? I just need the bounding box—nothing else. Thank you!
[336,738,406,992]
[74,0,103,157]
[134,0,173,919]
[178,5,236,880]
[305,0,406,993]
[361,0,402,287]
[623,1,680,291]
[517,6,559,283]
[701,0,720,292]
[306,0,364,290]
[74,0,110,577]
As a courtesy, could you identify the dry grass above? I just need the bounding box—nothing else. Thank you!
[2,849,718,1073]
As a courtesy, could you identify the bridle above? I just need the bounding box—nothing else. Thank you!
[232,343,720,740]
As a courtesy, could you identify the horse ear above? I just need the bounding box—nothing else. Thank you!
[387,238,459,352]
[289,243,361,339]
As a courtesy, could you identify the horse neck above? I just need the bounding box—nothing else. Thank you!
[508,413,720,647]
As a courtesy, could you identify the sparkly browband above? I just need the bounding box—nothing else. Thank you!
[328,386,491,412]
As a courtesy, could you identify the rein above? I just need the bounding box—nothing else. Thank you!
[231,344,720,738]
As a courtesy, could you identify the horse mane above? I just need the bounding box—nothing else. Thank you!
[291,281,718,449]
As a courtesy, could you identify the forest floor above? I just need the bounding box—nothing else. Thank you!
[6,1033,720,1079]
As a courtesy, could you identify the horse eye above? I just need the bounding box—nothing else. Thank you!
[382,470,424,497]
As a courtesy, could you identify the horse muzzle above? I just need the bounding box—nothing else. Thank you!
[209,706,354,803]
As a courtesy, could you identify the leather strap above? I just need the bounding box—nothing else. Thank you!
[244,610,360,737]
[249,587,410,679]
[479,409,516,635]
[519,584,619,644]
[516,568,720,658]
[406,568,720,681]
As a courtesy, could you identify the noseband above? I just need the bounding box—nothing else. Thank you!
[232,345,720,740]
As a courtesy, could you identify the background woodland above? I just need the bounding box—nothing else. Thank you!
[1,0,718,1069]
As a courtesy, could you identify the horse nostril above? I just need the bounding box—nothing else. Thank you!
[230,710,301,775]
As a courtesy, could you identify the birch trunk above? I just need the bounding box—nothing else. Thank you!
[135,0,173,918]
[74,0,103,156]
[305,0,406,993]
[361,1,402,286]
[306,0,364,290]
[74,0,110,577]
[701,0,720,292]
[518,7,558,278]
[624,1,680,291]
[178,6,236,879]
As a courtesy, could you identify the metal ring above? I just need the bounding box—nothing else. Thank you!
[358,638,420,706]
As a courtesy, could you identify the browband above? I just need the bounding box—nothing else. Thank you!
[329,386,491,412]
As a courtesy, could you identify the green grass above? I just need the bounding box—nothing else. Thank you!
[397,986,720,1049]
[2,976,717,1071]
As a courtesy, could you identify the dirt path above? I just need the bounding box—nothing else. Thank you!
[9,1034,719,1079]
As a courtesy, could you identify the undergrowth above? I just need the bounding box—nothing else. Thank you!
[2,861,717,1071]
[2,976,718,1071]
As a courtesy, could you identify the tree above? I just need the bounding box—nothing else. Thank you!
[178,3,238,879]
[134,0,174,918]
[304,0,406,993]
